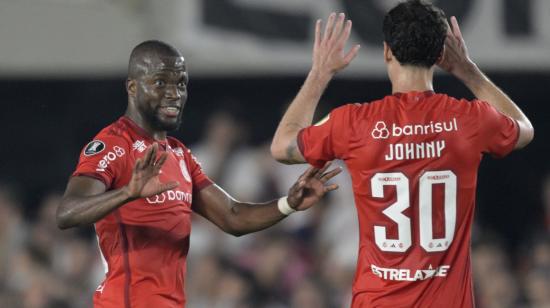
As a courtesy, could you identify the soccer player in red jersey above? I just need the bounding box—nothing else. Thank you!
[271,1,534,307]
[56,40,341,308]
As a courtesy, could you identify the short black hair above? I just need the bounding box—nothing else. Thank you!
[383,0,447,68]
[128,40,182,78]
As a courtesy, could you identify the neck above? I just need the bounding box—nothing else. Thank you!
[124,109,167,141]
[390,65,434,94]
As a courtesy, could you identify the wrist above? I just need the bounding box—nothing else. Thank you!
[457,61,483,85]
[277,196,297,216]
[309,68,335,83]
[121,186,137,202]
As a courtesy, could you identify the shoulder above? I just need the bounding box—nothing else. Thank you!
[80,120,131,158]
[432,94,487,115]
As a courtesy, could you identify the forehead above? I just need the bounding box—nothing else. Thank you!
[143,55,186,75]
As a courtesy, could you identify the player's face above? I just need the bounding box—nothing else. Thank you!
[135,56,188,131]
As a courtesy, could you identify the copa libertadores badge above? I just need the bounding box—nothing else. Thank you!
[84,140,106,156]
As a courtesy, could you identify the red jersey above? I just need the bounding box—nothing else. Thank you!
[72,116,212,308]
[298,91,519,308]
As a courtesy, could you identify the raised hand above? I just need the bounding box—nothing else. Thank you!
[287,161,342,211]
[438,16,476,81]
[124,143,179,199]
[312,12,361,76]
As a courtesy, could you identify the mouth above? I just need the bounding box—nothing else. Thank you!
[158,106,181,118]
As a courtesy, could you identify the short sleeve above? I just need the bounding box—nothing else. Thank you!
[297,104,354,168]
[472,100,519,158]
[185,150,213,193]
[72,136,129,188]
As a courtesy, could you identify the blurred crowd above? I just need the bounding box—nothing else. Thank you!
[1,111,549,308]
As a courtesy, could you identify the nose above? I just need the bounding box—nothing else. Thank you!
[165,85,182,100]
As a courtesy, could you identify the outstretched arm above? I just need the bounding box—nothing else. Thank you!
[57,144,178,229]
[192,162,341,236]
[438,16,534,149]
[271,13,360,164]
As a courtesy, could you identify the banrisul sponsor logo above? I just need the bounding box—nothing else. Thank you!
[84,140,106,156]
[372,118,459,139]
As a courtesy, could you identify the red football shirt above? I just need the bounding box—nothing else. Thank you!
[298,91,519,308]
[72,116,212,308]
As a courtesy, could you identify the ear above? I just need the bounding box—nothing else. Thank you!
[383,42,392,63]
[126,79,136,96]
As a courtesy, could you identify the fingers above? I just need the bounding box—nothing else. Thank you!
[344,44,361,64]
[320,166,343,183]
[450,16,462,40]
[324,184,339,193]
[154,152,169,172]
[300,166,320,181]
[337,19,352,46]
[133,158,143,172]
[323,13,337,41]
[314,19,322,50]
[142,143,157,167]
[331,13,346,42]
[316,161,333,178]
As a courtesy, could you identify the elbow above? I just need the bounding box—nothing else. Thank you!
[516,122,535,149]
[222,222,246,237]
[56,214,71,230]
[270,140,295,165]
[270,142,287,163]
[55,204,75,230]
[221,207,248,237]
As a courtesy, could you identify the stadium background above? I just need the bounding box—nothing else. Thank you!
[0,0,549,307]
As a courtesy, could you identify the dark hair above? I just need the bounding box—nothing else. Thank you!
[383,0,447,68]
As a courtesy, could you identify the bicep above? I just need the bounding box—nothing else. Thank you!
[192,184,236,230]
[63,176,107,199]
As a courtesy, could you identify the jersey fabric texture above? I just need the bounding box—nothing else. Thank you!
[72,116,212,308]
[298,91,519,308]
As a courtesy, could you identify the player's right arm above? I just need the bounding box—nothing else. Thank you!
[438,16,534,149]
[57,143,178,229]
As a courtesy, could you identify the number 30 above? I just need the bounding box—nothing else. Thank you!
[371,171,457,253]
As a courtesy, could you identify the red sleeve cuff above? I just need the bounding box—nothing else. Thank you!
[194,178,213,193]
[491,118,520,159]
[297,128,326,169]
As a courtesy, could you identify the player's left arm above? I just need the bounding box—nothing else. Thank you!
[271,13,359,164]
[439,16,534,149]
[192,163,341,236]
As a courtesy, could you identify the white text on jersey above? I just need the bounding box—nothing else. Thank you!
[385,140,446,161]
[371,264,450,281]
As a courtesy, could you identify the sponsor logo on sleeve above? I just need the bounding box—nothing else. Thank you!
[96,146,126,172]
[84,140,106,156]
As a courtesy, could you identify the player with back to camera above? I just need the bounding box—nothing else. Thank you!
[56,40,342,308]
[270,1,534,307]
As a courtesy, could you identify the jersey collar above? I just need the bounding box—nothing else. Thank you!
[392,90,435,99]
[120,116,168,146]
